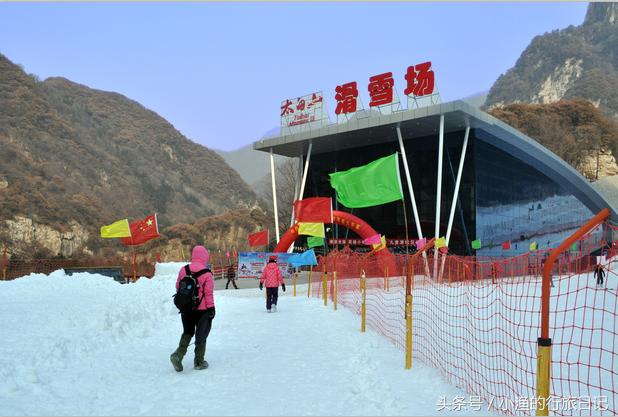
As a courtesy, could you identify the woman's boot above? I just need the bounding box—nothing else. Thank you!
[194,342,209,370]
[170,333,192,372]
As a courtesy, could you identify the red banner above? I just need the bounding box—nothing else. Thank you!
[248,230,269,247]
[294,197,333,223]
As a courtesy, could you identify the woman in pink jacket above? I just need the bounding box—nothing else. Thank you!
[259,255,286,312]
[170,245,215,371]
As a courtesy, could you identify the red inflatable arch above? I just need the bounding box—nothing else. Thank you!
[274,210,390,254]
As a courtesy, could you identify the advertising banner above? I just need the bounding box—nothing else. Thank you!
[237,252,297,279]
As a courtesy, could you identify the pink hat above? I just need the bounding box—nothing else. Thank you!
[192,246,210,266]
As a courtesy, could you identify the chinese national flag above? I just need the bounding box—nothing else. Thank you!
[294,197,333,223]
[248,230,269,247]
[121,214,160,246]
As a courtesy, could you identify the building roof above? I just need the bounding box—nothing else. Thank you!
[254,100,618,218]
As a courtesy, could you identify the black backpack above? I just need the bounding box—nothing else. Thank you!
[173,265,210,313]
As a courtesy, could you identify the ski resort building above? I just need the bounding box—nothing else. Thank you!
[255,99,616,258]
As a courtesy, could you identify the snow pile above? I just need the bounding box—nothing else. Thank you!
[0,264,490,416]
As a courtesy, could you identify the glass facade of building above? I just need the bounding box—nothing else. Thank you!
[474,137,593,257]
[303,127,595,257]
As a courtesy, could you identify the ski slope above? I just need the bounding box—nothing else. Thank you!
[0,263,491,416]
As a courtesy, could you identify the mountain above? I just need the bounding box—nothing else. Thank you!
[0,53,264,258]
[488,99,618,180]
[215,139,290,187]
[485,3,618,118]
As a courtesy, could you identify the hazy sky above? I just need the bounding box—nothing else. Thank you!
[0,2,587,151]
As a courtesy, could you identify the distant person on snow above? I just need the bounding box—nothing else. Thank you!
[259,255,285,312]
[594,263,605,287]
[170,245,215,372]
[226,264,238,289]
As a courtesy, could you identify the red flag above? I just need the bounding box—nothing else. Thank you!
[248,230,269,247]
[294,197,333,223]
[502,240,511,250]
[122,214,159,246]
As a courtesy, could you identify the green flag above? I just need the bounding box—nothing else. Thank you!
[570,242,579,252]
[471,239,481,250]
[307,236,323,248]
[329,154,403,208]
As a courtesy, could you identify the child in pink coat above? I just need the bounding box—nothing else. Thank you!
[260,255,286,312]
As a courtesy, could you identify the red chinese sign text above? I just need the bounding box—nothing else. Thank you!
[404,61,435,97]
[368,72,395,107]
[335,82,358,115]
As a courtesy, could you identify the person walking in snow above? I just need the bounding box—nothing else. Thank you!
[594,263,605,287]
[259,255,285,312]
[170,245,216,372]
[225,264,238,289]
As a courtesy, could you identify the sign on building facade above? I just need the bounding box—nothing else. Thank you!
[280,91,330,135]
[280,61,441,131]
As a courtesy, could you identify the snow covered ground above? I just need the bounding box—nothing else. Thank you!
[0,263,492,416]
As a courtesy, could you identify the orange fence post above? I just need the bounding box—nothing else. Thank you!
[405,255,413,370]
[536,208,610,416]
[322,263,327,306]
[132,252,137,283]
[361,269,366,333]
[386,266,389,291]
[333,255,337,311]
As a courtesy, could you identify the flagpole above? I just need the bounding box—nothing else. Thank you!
[434,114,445,280]
[291,154,302,228]
[401,197,410,269]
[397,127,430,277]
[289,155,302,254]
[440,125,470,280]
[270,148,280,243]
[293,142,314,254]
[131,235,136,283]
[298,142,312,201]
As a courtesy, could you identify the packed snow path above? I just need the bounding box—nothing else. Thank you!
[0,263,490,415]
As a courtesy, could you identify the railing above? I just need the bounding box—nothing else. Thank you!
[309,217,616,415]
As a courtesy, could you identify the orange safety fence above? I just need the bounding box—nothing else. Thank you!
[311,220,616,415]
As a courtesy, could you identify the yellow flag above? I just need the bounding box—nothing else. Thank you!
[371,235,387,252]
[298,222,325,237]
[435,237,447,249]
[101,219,131,238]
[530,241,537,251]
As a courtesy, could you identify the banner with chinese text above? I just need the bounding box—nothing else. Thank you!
[237,252,296,279]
